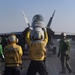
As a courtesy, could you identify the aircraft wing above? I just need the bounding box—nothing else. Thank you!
[0,10,75,41]
[46,10,75,40]
[53,32,75,40]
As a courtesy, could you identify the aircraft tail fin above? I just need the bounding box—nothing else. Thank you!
[47,10,56,28]
[22,10,30,27]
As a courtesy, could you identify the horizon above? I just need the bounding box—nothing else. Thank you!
[0,0,75,33]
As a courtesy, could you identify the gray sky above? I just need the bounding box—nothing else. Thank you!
[0,0,75,34]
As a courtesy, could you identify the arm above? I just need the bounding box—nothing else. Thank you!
[0,45,4,61]
[25,31,31,46]
[19,46,23,56]
[66,40,70,54]
[0,45,4,56]
[43,32,48,45]
[58,40,63,58]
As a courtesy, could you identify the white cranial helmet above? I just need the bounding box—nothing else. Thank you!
[8,34,18,43]
[30,27,45,41]
[61,32,66,37]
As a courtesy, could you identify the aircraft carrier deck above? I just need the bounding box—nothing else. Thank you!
[0,40,75,75]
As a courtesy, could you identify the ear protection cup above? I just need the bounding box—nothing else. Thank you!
[16,38,19,43]
[8,34,18,43]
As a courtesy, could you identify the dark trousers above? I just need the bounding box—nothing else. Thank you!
[27,60,48,75]
[60,55,72,73]
[3,66,21,75]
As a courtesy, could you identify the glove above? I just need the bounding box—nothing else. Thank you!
[28,27,33,30]
[42,28,46,32]
[1,55,4,62]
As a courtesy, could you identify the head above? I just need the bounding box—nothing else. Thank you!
[30,27,44,41]
[61,32,66,39]
[33,32,42,40]
[32,14,45,28]
[8,34,18,43]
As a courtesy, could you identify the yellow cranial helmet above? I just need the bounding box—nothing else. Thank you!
[8,34,18,43]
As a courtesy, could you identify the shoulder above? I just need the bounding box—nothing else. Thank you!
[64,39,70,45]
[0,45,2,48]
[63,39,69,41]
[0,44,2,46]
[16,45,22,49]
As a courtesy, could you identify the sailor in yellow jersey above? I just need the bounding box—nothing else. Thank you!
[3,34,23,75]
[26,14,48,75]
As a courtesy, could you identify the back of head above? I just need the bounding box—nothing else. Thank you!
[32,14,45,28]
[61,32,66,39]
[30,27,45,41]
[8,34,18,43]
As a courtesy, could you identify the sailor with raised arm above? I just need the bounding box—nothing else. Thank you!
[26,14,48,75]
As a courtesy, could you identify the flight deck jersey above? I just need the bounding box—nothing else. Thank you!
[0,44,3,57]
[59,39,70,56]
[26,31,48,61]
[4,43,23,67]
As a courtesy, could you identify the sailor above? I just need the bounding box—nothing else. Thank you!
[3,34,23,75]
[58,32,72,74]
[0,36,4,61]
[26,14,48,75]
[2,34,7,51]
[0,36,4,74]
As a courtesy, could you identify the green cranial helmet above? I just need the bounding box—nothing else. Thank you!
[32,14,44,22]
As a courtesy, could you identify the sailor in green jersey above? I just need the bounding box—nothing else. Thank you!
[0,37,4,74]
[58,32,72,74]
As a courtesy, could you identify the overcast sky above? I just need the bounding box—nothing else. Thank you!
[0,0,75,34]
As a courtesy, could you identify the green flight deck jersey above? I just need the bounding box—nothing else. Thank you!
[58,39,70,57]
[0,44,3,57]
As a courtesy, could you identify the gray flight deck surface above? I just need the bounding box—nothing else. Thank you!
[0,40,75,75]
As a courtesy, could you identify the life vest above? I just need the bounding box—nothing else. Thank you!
[4,43,23,67]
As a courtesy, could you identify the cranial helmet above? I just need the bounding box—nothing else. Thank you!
[32,31,43,40]
[61,32,66,37]
[30,27,44,41]
[8,34,18,43]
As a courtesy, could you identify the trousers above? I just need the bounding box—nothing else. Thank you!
[27,60,48,75]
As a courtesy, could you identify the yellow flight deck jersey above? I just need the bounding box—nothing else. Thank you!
[26,31,48,61]
[4,43,23,67]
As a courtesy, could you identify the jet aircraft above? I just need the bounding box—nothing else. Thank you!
[0,10,75,54]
